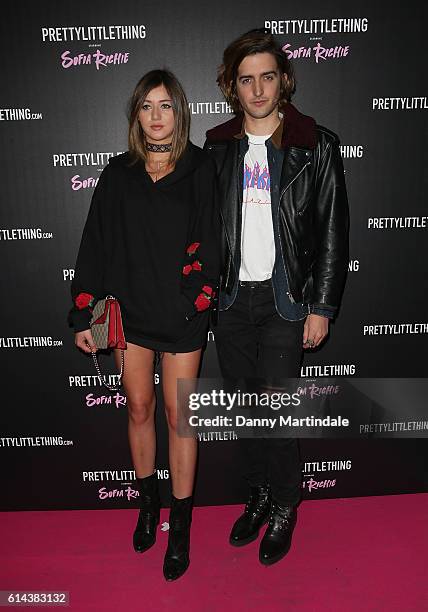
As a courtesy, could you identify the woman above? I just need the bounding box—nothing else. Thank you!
[67,69,220,581]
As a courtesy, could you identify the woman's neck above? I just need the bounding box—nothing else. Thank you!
[147,151,170,165]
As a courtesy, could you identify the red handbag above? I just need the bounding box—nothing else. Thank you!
[89,295,127,391]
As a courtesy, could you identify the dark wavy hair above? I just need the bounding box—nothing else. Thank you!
[217,29,296,114]
[128,69,190,165]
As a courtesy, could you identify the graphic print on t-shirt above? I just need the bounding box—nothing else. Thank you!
[239,133,276,282]
[243,161,271,203]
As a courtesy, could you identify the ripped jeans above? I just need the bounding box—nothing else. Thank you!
[214,282,305,505]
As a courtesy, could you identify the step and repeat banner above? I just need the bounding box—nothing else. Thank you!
[1,0,427,510]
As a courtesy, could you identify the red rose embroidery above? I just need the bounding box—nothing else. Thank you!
[194,285,216,312]
[186,242,200,255]
[192,260,202,271]
[182,264,193,276]
[75,292,94,310]
[195,293,211,312]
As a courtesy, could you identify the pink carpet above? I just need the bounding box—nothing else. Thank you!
[1,494,427,611]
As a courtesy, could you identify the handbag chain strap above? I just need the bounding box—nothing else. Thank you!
[91,349,124,392]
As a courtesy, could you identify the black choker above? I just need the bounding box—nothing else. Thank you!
[146,142,172,153]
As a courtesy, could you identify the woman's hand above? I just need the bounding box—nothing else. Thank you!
[75,329,97,353]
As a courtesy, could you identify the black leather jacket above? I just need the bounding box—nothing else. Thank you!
[204,102,349,319]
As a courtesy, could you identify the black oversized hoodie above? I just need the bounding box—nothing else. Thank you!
[67,142,220,350]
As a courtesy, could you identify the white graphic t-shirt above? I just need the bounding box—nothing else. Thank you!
[239,132,275,281]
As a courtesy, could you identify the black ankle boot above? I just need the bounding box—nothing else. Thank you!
[163,495,193,581]
[229,484,271,546]
[259,501,297,565]
[133,473,160,553]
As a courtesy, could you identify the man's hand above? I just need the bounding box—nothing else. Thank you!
[303,314,329,349]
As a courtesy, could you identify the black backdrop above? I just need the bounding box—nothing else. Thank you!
[1,0,427,511]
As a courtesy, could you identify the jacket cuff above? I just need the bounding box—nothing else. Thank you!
[67,307,93,332]
[309,304,336,319]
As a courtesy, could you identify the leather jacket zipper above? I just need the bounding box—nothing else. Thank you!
[277,160,311,303]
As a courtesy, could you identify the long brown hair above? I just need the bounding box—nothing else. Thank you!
[217,29,296,114]
[128,69,190,165]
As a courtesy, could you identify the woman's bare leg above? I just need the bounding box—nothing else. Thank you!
[114,343,156,478]
[162,350,201,498]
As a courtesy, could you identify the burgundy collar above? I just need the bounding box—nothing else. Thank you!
[206,102,317,149]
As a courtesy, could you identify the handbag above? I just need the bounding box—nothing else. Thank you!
[89,295,127,392]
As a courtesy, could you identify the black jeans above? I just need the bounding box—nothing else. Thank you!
[214,282,304,506]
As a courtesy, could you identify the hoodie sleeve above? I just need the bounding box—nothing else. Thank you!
[67,166,109,332]
[180,156,221,319]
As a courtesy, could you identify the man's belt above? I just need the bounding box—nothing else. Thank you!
[238,279,272,288]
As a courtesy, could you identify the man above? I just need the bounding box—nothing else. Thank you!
[204,29,349,566]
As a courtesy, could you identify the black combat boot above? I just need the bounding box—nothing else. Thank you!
[259,501,297,565]
[229,484,271,546]
[133,472,160,553]
[163,495,193,581]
